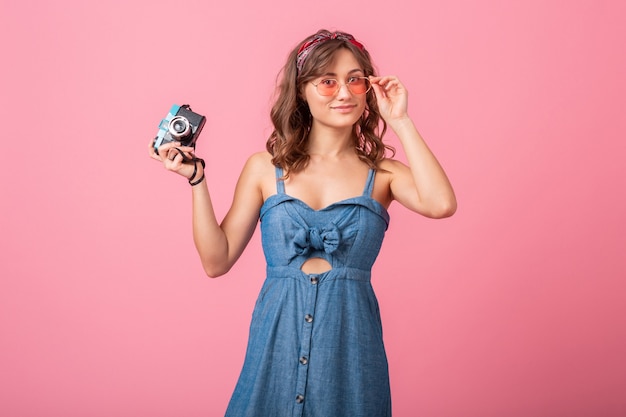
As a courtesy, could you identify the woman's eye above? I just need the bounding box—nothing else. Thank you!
[321,79,337,86]
[348,76,365,84]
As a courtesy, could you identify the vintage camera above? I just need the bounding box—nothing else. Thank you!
[153,104,206,153]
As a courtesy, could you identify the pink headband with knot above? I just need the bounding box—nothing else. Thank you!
[296,32,364,73]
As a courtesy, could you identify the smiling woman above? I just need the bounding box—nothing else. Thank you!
[149,28,456,416]
[2,0,625,415]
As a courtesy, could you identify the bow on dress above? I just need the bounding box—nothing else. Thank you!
[293,224,341,255]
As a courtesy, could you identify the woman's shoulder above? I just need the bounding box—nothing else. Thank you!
[243,151,275,172]
[376,157,409,181]
[240,151,278,200]
[368,158,402,208]
[377,157,407,171]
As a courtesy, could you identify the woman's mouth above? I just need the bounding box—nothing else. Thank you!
[331,104,356,113]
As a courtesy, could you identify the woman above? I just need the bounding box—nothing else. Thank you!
[149,29,456,417]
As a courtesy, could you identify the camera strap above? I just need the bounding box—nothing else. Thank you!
[171,147,205,186]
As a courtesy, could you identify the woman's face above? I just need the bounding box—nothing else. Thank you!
[303,48,368,131]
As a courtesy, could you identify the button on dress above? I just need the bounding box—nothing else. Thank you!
[225,167,392,417]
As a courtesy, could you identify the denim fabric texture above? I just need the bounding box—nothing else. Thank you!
[225,167,392,417]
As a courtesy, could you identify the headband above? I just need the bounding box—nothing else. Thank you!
[296,32,364,73]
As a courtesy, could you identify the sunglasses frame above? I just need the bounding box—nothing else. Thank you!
[311,76,372,96]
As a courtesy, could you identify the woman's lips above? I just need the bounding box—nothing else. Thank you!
[331,104,357,113]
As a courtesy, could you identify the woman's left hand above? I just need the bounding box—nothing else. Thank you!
[369,75,409,122]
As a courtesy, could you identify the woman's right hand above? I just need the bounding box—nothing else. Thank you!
[148,138,200,181]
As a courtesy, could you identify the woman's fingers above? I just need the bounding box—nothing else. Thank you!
[369,75,409,120]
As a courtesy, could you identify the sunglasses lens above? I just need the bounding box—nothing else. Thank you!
[317,79,338,96]
[348,78,369,94]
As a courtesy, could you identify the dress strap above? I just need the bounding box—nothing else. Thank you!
[275,166,285,194]
[363,169,376,197]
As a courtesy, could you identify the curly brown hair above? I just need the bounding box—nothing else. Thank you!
[266,30,395,177]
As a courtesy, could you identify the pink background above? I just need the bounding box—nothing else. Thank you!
[1,0,625,416]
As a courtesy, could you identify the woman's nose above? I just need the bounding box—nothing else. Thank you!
[335,83,352,98]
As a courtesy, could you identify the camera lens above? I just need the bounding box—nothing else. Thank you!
[172,121,185,133]
[168,116,191,139]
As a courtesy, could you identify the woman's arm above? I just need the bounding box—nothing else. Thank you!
[191,153,266,277]
[370,76,457,218]
[149,140,266,277]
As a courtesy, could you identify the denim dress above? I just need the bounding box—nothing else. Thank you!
[225,167,392,417]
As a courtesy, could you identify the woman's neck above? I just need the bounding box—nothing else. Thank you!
[307,124,355,158]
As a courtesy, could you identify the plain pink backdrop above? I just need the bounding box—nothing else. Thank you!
[1,0,625,416]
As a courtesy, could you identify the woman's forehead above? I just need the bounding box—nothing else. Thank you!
[317,49,363,74]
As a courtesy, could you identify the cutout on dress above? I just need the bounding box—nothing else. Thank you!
[301,257,332,274]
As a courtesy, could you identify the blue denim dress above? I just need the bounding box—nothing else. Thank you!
[225,167,391,417]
